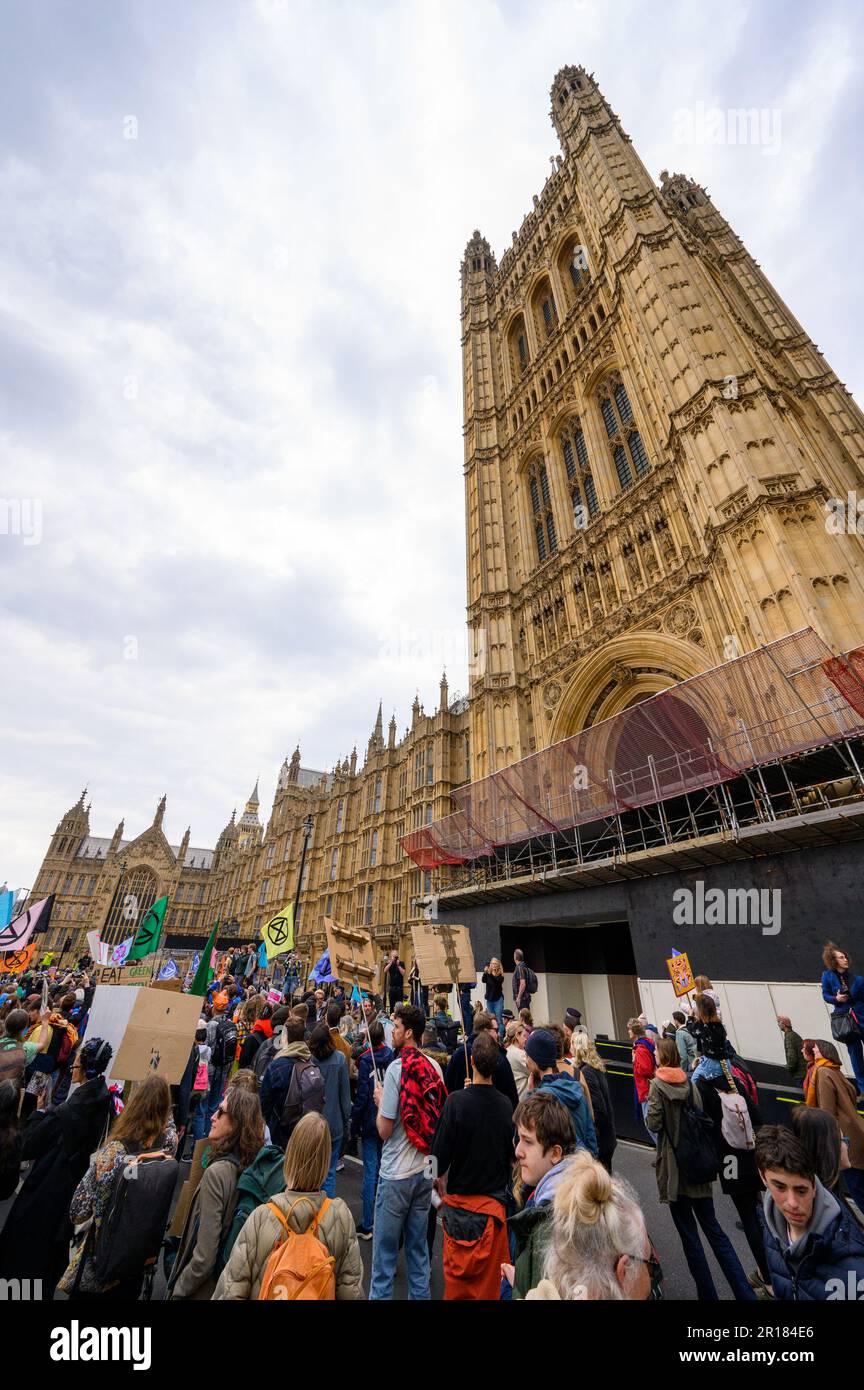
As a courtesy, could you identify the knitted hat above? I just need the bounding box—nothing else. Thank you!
[524,1028,557,1071]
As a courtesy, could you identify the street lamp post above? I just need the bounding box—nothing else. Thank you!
[293,814,314,985]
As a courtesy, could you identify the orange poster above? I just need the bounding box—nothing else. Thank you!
[666,951,694,998]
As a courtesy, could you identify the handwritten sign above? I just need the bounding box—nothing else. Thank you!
[94,962,152,988]
[666,951,695,998]
[411,923,474,987]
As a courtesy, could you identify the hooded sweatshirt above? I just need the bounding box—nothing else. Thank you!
[259,1040,312,1148]
[761,1178,864,1301]
[537,1072,598,1156]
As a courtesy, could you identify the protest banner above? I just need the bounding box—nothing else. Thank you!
[94,962,152,988]
[152,976,183,993]
[112,988,203,1083]
[666,950,695,998]
[411,922,474,988]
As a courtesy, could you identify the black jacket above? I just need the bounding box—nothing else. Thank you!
[0,1076,113,1288]
[575,1062,617,1163]
[443,1035,519,1110]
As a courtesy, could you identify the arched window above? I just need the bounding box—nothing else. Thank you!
[562,422,599,527]
[597,374,650,492]
[531,276,558,342]
[509,313,530,381]
[103,865,159,945]
[527,458,557,564]
[557,236,591,306]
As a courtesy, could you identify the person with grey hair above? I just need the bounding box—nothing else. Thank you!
[526,1150,659,1300]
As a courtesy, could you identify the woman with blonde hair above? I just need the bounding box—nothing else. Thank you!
[213,1111,363,1299]
[482,957,506,1034]
[571,1035,617,1173]
[505,1019,531,1101]
[527,1150,658,1300]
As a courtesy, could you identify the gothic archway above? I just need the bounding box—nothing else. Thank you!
[103,865,160,946]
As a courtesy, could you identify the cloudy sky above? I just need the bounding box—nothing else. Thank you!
[2,0,861,889]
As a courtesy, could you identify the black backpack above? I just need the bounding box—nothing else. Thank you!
[673,1089,718,1185]
[93,1149,179,1288]
[281,1059,326,1141]
[253,1030,283,1081]
[211,1017,238,1069]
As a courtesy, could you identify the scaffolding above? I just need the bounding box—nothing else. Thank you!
[401,628,864,872]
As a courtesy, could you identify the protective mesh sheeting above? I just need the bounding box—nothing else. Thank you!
[401,629,864,868]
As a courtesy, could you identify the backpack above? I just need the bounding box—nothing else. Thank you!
[673,1089,718,1185]
[0,1040,27,1086]
[56,1022,78,1069]
[211,1017,238,1069]
[524,966,538,995]
[253,1031,282,1081]
[93,1149,179,1289]
[730,1064,758,1108]
[193,1060,209,1092]
[258,1197,336,1301]
[717,1063,755,1151]
[218,1144,287,1271]
[281,1059,326,1141]
[398,1049,446,1155]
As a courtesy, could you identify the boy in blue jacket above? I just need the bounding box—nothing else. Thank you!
[524,1028,598,1157]
[350,1020,394,1239]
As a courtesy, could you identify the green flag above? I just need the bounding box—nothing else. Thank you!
[125,895,168,963]
[189,919,219,997]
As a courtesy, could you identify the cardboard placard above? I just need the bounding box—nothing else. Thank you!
[94,962,152,988]
[152,976,183,992]
[323,917,377,988]
[411,923,474,987]
[112,988,203,1083]
[168,1137,209,1240]
[666,951,695,998]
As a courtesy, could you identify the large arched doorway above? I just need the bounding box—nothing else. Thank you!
[607,691,716,802]
[103,866,159,946]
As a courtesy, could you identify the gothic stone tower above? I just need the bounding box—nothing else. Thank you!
[462,66,864,777]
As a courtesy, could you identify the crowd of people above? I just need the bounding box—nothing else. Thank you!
[0,938,862,1302]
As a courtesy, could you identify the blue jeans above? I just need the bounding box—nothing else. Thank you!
[207,1066,228,1125]
[361,1133,383,1230]
[641,1099,657,1147]
[844,1037,864,1094]
[487,996,504,1032]
[669,1195,757,1301]
[322,1141,340,1198]
[370,1172,433,1300]
[191,1093,208,1143]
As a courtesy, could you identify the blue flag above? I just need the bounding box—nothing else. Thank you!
[158,958,179,981]
[0,889,15,928]
[309,950,337,984]
[350,984,363,1004]
[258,941,268,969]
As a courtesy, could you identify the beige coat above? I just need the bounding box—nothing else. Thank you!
[212,1188,364,1300]
[812,1065,864,1169]
[170,1156,240,1300]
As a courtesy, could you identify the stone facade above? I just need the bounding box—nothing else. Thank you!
[462,66,864,778]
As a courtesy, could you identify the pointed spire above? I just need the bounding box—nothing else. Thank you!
[109,818,124,853]
[439,668,449,710]
[248,779,260,807]
[289,747,301,783]
[388,712,397,750]
[412,691,421,728]
[153,794,166,830]
[349,746,357,776]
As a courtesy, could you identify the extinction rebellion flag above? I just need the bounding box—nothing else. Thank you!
[126,895,169,963]
[260,901,294,962]
[0,894,54,954]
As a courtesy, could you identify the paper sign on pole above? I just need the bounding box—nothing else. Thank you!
[323,917,377,990]
[666,951,695,998]
[411,922,474,988]
[86,929,102,962]
[112,988,203,1083]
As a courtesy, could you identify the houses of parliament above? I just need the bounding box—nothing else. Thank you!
[27,66,864,970]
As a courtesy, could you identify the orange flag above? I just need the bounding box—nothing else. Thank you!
[2,942,37,974]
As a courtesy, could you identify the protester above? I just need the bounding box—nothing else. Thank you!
[672,1010,697,1071]
[526,1151,659,1300]
[512,949,536,1013]
[350,1020,394,1239]
[326,1000,353,1068]
[546,1022,596,1121]
[259,1016,313,1149]
[524,1028,598,1157]
[213,1112,364,1299]
[820,942,864,1098]
[628,1017,656,1144]
[385,950,405,1015]
[646,1037,755,1301]
[757,1123,864,1300]
[685,994,732,1077]
[571,1035,617,1173]
[791,1106,846,1199]
[206,995,238,1120]
[777,1015,807,1086]
[369,1003,445,1301]
[0,1079,22,1201]
[505,1091,576,1298]
[308,1021,351,1196]
[0,1035,115,1292]
[0,1007,49,1085]
[481,958,506,1035]
[806,1038,864,1210]
[696,1060,769,1291]
[59,1073,179,1298]
[170,1088,265,1300]
[443,1011,519,1108]
[431,1031,514,1300]
[505,1019,531,1101]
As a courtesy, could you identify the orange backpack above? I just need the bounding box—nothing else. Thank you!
[257,1197,336,1301]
